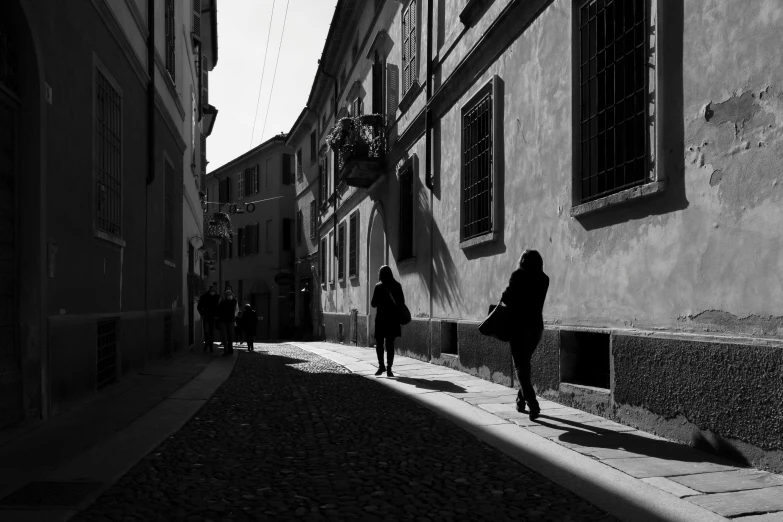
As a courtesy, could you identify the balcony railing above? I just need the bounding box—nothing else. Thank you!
[327,115,387,189]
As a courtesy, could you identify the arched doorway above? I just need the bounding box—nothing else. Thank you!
[367,207,386,342]
[1,1,44,426]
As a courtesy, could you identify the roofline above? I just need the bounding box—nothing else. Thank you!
[305,0,346,109]
[285,106,317,146]
[208,133,289,176]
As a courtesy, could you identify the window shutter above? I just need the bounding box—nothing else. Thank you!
[254,165,260,194]
[282,153,292,185]
[165,0,176,81]
[192,0,201,39]
[237,172,244,200]
[386,63,399,117]
[310,200,317,240]
[409,4,417,90]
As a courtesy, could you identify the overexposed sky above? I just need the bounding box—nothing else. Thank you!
[208,0,336,173]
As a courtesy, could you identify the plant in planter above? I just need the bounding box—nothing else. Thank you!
[204,211,234,241]
[325,115,385,171]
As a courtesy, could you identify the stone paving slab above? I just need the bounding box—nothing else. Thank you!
[641,477,702,498]
[687,486,783,518]
[670,470,783,493]
[603,456,741,478]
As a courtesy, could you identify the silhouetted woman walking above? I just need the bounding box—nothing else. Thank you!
[501,249,549,420]
[371,265,405,377]
[216,288,239,356]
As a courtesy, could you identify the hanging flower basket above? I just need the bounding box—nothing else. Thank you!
[325,115,386,173]
[204,212,234,240]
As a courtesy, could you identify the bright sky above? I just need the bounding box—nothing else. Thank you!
[208,0,336,173]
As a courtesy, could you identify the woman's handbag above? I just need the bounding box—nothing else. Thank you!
[479,300,511,342]
[385,286,412,325]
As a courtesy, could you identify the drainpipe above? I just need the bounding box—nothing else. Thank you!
[145,0,155,361]
[426,0,434,359]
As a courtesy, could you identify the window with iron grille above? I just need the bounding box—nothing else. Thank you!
[577,0,648,202]
[337,222,345,281]
[320,238,327,286]
[349,211,358,277]
[296,210,303,246]
[310,200,317,239]
[164,159,176,262]
[94,65,123,238]
[97,319,118,390]
[310,131,317,164]
[402,1,417,95]
[461,83,494,242]
[399,166,414,260]
[165,0,176,82]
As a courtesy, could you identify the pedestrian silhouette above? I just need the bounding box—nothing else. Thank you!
[370,265,406,377]
[197,284,220,353]
[500,249,549,420]
[216,288,239,356]
[239,303,258,352]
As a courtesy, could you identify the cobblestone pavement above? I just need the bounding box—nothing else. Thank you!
[74,344,616,522]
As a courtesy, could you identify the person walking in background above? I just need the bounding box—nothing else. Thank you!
[500,249,549,421]
[217,288,239,356]
[370,265,405,377]
[239,303,258,352]
[197,284,220,353]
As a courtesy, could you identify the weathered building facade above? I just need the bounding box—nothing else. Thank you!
[305,0,783,471]
[204,135,295,340]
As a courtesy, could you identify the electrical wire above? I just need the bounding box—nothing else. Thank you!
[259,0,289,141]
[203,195,284,207]
[249,0,277,148]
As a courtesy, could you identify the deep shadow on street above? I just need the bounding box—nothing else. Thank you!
[73,344,614,521]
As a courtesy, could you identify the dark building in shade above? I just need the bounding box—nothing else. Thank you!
[0,0,218,426]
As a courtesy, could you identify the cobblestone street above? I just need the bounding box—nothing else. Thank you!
[74,344,615,521]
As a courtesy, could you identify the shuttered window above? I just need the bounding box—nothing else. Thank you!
[192,0,201,38]
[320,158,328,203]
[165,0,176,82]
[349,211,358,277]
[244,166,258,196]
[399,166,414,259]
[296,149,303,180]
[402,1,417,95]
[337,223,345,281]
[237,227,245,257]
[310,132,317,164]
[201,54,208,106]
[237,171,244,200]
[309,200,317,240]
[282,153,293,185]
[296,210,303,246]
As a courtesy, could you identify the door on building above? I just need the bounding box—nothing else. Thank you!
[368,210,386,343]
[253,293,270,340]
[0,90,22,428]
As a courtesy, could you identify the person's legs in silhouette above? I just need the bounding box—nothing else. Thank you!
[385,337,395,377]
[375,337,387,375]
[511,328,543,419]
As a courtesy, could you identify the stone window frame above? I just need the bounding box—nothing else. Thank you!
[570,0,664,217]
[458,75,502,250]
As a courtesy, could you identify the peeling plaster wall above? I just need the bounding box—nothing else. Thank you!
[430,0,783,340]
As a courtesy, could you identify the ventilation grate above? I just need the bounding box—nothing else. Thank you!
[0,481,103,507]
[96,319,118,390]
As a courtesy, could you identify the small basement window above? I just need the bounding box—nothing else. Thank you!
[441,321,458,355]
[559,330,610,389]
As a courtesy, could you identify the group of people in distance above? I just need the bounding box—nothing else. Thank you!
[197,284,258,355]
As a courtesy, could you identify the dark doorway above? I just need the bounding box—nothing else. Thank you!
[301,278,312,335]
[253,293,270,340]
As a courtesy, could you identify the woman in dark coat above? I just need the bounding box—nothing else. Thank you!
[500,249,549,420]
[216,289,239,356]
[239,303,258,352]
[370,265,405,377]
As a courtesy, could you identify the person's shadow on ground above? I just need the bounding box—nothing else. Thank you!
[533,414,750,467]
[391,376,468,393]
